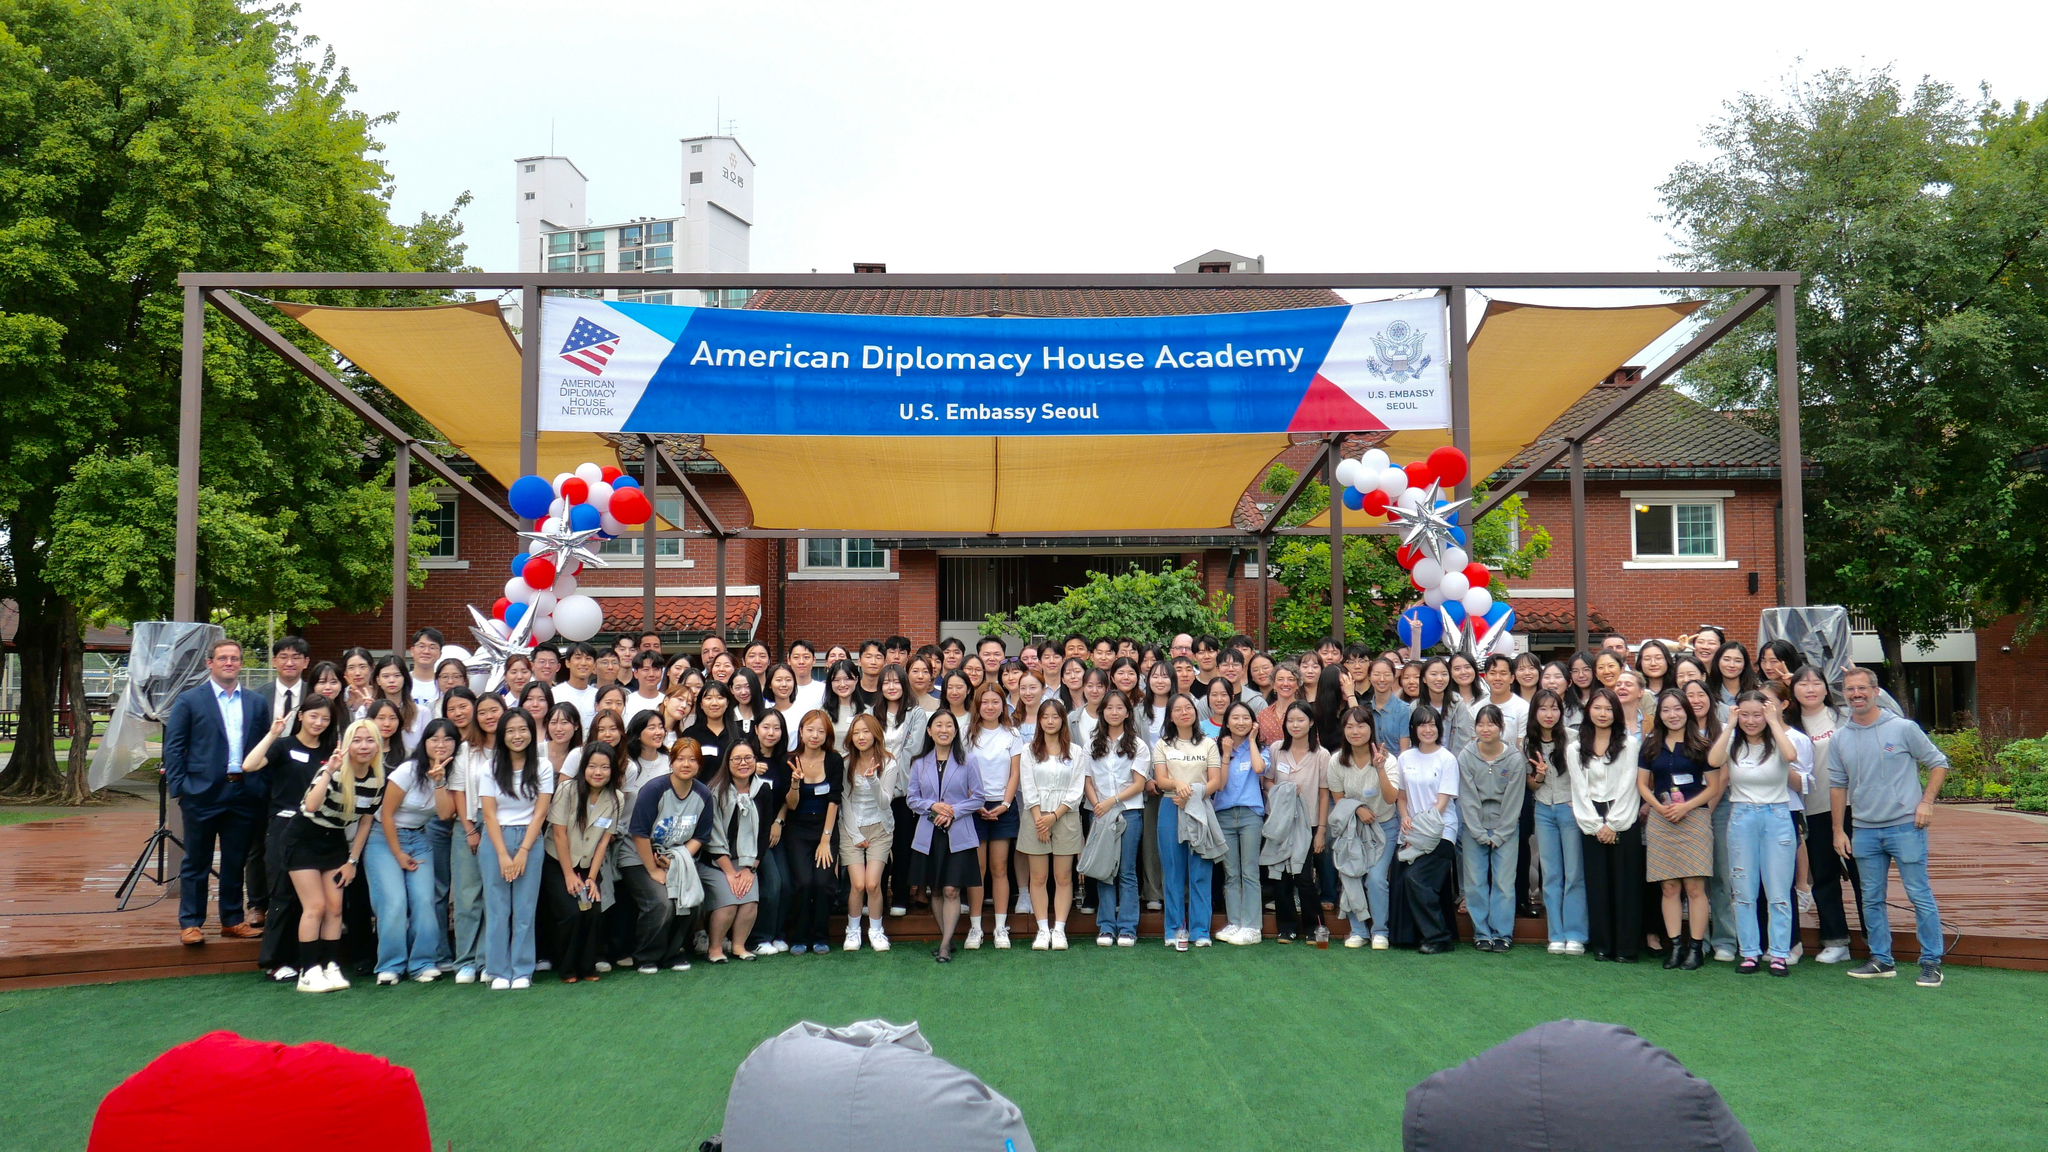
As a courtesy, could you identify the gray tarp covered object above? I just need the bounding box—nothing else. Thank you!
[1404,1019,1756,1152]
[719,1020,1035,1152]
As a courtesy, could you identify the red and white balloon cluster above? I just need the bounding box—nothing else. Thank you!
[491,461,655,644]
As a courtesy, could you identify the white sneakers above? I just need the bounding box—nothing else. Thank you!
[1050,927,1068,951]
[1817,944,1852,965]
[993,926,1011,950]
[510,977,531,990]
[964,925,984,950]
[412,967,441,983]
[637,965,660,975]
[375,972,399,986]
[868,924,891,952]
[1097,933,1115,947]
[1564,941,1586,956]
[1031,926,1052,951]
[1548,941,1568,955]
[454,967,477,984]
[295,967,332,993]
[1372,935,1390,950]
[889,905,907,917]
[1015,894,1033,915]
[489,977,511,991]
[1788,942,1805,965]
[323,963,349,990]
[594,961,613,973]
[1713,946,1737,963]
[1220,926,1260,946]
[845,924,864,953]
[1116,935,1136,947]
[1345,934,1367,949]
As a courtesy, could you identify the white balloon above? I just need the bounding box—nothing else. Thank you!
[1423,586,1446,607]
[1376,467,1408,498]
[553,594,605,642]
[1462,587,1495,618]
[1411,558,1444,588]
[1356,466,1384,494]
[540,515,561,535]
[1437,572,1470,600]
[1441,546,1469,573]
[1361,448,1391,472]
[529,591,557,619]
[505,577,536,604]
[1333,459,1363,489]
[600,510,626,536]
[1398,487,1426,511]
[574,462,605,486]
[529,614,556,643]
[551,573,578,598]
[586,480,614,513]
[548,496,568,521]
[440,644,471,667]
[489,619,511,640]
[552,472,574,496]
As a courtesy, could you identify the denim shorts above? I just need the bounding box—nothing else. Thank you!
[976,801,1020,839]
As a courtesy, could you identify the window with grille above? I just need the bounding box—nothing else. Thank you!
[1631,501,1722,559]
[803,538,887,570]
[597,497,683,557]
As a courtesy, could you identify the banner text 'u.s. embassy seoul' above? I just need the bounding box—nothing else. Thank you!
[535,296,1451,437]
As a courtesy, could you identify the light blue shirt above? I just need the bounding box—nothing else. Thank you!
[1213,741,1266,815]
[213,681,245,775]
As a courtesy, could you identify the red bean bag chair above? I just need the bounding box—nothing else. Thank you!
[88,1030,430,1152]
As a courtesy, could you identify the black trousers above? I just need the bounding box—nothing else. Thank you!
[177,801,260,929]
[786,830,836,945]
[887,798,918,907]
[540,855,605,977]
[1274,849,1325,938]
[256,813,301,970]
[1804,808,1865,943]
[1583,823,1646,960]
[1404,841,1459,946]
[618,864,694,966]
[1514,798,1539,913]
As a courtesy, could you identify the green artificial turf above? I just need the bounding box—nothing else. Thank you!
[3,944,2041,1150]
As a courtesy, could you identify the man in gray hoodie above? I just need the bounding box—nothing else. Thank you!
[1829,667,1949,987]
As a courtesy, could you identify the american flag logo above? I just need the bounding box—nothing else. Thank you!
[558,317,621,375]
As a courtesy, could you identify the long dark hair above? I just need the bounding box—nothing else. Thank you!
[362,698,407,765]
[492,708,541,800]
[516,680,554,719]
[1216,700,1259,761]
[1574,686,1626,768]
[1335,705,1381,768]
[1729,688,1778,758]
[370,654,418,729]
[1564,651,1597,715]
[1091,689,1139,761]
[290,692,346,757]
[1714,641,1759,698]
[1760,639,1805,683]
[570,741,622,829]
[1524,689,1568,777]
[1311,664,1347,752]
[1028,699,1070,762]
[1639,689,1709,766]
[873,663,915,728]
[1448,652,1485,703]
[916,707,965,761]
[1278,701,1319,754]
[1417,657,1457,714]
[623,709,668,763]
[749,710,789,776]
[405,718,462,798]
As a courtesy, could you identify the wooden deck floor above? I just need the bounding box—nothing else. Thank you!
[3,804,2044,989]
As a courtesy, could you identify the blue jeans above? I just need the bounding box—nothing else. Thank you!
[1728,802,1796,960]
[1350,813,1399,939]
[1460,830,1518,942]
[1155,799,1212,941]
[364,823,444,977]
[1215,806,1264,932]
[1852,822,1945,965]
[1096,810,1145,937]
[426,816,455,968]
[447,820,486,972]
[1707,799,1737,952]
[481,824,542,981]
[1532,801,1588,944]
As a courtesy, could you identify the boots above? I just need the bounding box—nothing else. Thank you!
[1678,935,1705,971]
[1663,934,1685,970]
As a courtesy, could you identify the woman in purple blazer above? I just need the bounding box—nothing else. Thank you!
[906,710,983,962]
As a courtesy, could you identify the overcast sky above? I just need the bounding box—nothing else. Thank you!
[300,0,2041,344]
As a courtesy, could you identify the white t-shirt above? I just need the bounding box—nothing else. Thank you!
[474,757,556,827]
[966,725,1020,802]
[554,682,601,733]
[1482,694,1529,746]
[383,762,439,829]
[791,678,827,719]
[1082,735,1150,813]
[542,743,584,783]
[1395,747,1461,842]
[621,691,665,728]
[410,675,441,713]
[1727,738,1795,806]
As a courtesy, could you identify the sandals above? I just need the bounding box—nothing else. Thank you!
[1767,958,1789,977]
[932,949,952,964]
[1737,956,1761,975]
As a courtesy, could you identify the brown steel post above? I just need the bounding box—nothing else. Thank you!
[642,437,658,641]
[1571,440,1588,651]
[1775,288,1807,605]
[520,285,540,478]
[392,440,410,652]
[1327,434,1345,643]
[1255,535,1269,652]
[715,536,728,650]
[1448,286,1472,504]
[174,286,204,622]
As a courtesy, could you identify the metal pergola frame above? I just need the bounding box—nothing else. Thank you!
[172,270,1806,654]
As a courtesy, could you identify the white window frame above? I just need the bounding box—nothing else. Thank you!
[594,494,696,568]
[1621,489,1738,569]
[417,491,467,569]
[793,538,897,581]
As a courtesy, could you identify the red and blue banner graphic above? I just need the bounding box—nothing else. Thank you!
[537,296,1450,437]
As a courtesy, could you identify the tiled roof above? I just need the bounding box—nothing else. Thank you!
[606,434,717,464]
[599,596,760,636]
[1,600,131,651]
[744,287,1345,317]
[1498,381,1788,478]
[1507,597,1614,635]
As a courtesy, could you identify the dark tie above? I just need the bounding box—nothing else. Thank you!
[281,687,294,714]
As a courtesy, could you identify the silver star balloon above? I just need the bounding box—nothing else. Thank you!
[1437,604,1483,659]
[516,521,610,573]
[1388,478,1472,567]
[465,602,536,694]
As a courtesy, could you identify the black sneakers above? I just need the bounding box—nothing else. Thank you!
[1917,961,1944,988]
[1847,959,1896,979]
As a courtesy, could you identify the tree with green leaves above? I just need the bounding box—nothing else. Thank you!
[0,1,468,798]
[1258,461,1549,653]
[1660,69,2048,707]
[981,563,1233,647]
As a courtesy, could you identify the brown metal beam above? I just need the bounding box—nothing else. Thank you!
[1571,440,1588,652]
[392,440,410,653]
[1327,436,1345,643]
[642,435,728,538]
[204,290,521,532]
[1448,286,1473,505]
[1255,437,1333,535]
[643,437,658,640]
[1468,287,1777,523]
[174,286,203,622]
[179,271,1804,291]
[1775,287,1807,605]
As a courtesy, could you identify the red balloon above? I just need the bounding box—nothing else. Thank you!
[1463,561,1493,589]
[560,476,589,505]
[1360,489,1390,516]
[491,597,510,621]
[1428,445,1470,487]
[609,486,652,524]
[1395,543,1421,569]
[522,556,557,590]
[600,466,623,483]
[1405,461,1435,488]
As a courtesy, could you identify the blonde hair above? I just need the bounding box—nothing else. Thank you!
[845,713,888,774]
[337,718,387,815]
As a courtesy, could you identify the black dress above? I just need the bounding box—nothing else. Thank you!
[916,757,981,891]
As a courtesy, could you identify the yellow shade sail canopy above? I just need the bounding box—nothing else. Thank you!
[1301,298,1702,527]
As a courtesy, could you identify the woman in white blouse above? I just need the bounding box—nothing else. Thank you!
[1082,690,1149,947]
[1015,699,1086,950]
[1569,687,1644,963]
[1708,688,1803,975]
[964,682,1022,949]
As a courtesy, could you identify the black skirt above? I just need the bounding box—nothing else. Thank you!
[917,829,981,890]
[281,815,349,872]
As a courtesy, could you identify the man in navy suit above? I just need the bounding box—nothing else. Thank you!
[162,638,271,944]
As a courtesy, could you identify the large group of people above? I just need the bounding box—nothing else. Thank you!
[159,621,1954,992]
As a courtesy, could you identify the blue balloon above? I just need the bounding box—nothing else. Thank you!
[508,474,556,520]
[597,531,616,540]
[611,474,640,489]
[1449,526,1468,546]
[510,551,531,577]
[503,601,528,627]
[568,503,602,532]
[1440,601,1467,627]
[1397,605,1442,651]
[1342,486,1365,511]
